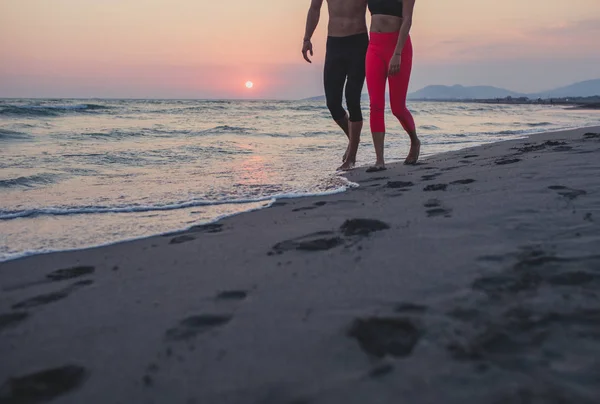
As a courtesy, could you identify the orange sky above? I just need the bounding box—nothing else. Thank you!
[1,0,599,98]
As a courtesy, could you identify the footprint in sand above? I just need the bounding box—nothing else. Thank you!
[0,365,88,404]
[348,317,421,358]
[340,219,390,237]
[583,132,600,139]
[387,181,414,189]
[169,235,196,245]
[363,176,390,183]
[271,201,288,207]
[423,199,441,208]
[423,196,452,217]
[148,291,249,386]
[270,219,390,255]
[548,185,587,200]
[395,303,428,314]
[292,206,317,212]
[4,265,95,293]
[450,179,476,185]
[426,208,452,218]
[270,231,344,255]
[11,281,93,310]
[495,158,521,165]
[472,247,600,296]
[421,173,441,181]
[165,315,232,341]
[553,145,573,152]
[188,223,223,234]
[167,224,223,244]
[441,166,461,171]
[46,266,95,282]
[515,140,567,154]
[0,312,30,333]
[447,246,600,368]
[423,184,447,192]
[368,363,394,379]
[215,290,248,301]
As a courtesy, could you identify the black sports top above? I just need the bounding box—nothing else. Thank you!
[368,0,403,18]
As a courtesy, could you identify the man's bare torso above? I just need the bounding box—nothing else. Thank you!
[326,0,367,37]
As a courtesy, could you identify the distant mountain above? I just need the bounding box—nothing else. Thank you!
[303,78,600,101]
[408,79,600,100]
[408,85,524,100]
[302,95,326,101]
[531,79,600,98]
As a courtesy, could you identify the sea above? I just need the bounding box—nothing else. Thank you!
[1,98,599,262]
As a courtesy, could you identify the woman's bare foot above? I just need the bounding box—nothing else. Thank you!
[404,138,421,165]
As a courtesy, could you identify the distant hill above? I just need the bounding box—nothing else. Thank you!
[531,79,600,98]
[408,85,524,100]
[303,78,600,101]
[303,95,326,101]
[408,79,600,100]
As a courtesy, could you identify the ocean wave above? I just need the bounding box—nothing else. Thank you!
[0,103,111,117]
[526,122,553,127]
[0,173,61,189]
[496,130,526,135]
[198,125,256,135]
[290,105,328,112]
[0,129,32,141]
[300,131,330,137]
[0,186,352,220]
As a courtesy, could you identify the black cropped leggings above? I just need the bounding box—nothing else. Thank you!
[323,32,369,122]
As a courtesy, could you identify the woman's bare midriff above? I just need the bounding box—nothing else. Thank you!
[370,15,403,33]
[327,16,368,37]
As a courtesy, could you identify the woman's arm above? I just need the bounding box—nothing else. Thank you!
[302,0,324,63]
[389,0,415,75]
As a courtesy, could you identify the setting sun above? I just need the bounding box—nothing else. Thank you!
[245,81,254,89]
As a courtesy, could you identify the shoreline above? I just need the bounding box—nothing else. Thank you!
[2,124,597,264]
[1,125,600,403]
[0,183,356,264]
[408,98,600,109]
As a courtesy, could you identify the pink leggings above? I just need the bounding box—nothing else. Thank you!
[366,32,415,134]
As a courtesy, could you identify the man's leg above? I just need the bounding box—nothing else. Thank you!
[338,34,369,171]
[323,39,350,162]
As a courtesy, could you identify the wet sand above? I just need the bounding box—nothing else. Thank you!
[1,126,600,404]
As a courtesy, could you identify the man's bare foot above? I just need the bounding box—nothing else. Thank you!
[404,138,421,165]
[342,144,350,162]
[366,164,386,173]
[337,160,355,171]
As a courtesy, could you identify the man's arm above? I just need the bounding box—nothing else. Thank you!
[302,0,324,63]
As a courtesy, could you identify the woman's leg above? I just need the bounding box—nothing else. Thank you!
[388,35,420,164]
[366,38,389,170]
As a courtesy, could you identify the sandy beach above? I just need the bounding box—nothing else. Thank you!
[1,126,600,403]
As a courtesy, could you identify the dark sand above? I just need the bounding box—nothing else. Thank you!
[1,126,600,403]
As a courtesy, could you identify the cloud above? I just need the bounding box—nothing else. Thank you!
[419,18,600,63]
